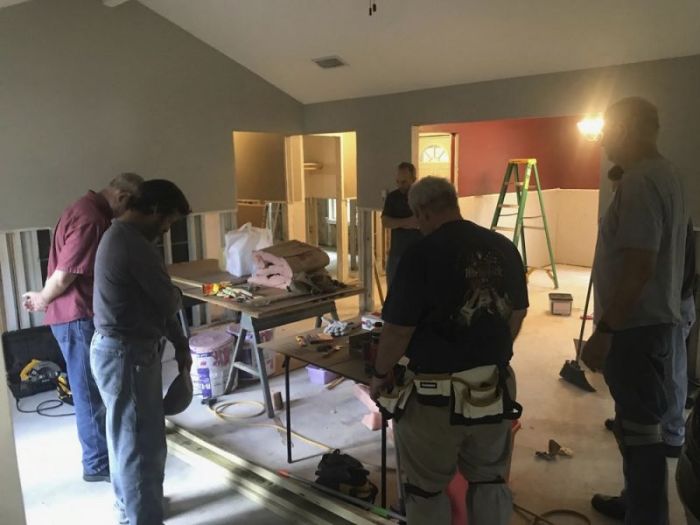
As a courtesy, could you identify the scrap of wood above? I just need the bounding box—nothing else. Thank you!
[325,376,345,390]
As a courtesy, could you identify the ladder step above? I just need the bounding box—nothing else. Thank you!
[523,225,545,230]
[494,227,516,232]
[233,363,260,377]
[515,183,536,189]
[495,214,542,219]
[497,204,518,209]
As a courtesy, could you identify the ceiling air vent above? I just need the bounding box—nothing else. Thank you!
[312,56,347,69]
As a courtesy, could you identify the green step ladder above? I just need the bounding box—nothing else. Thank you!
[490,158,559,288]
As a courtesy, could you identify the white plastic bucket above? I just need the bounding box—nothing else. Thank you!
[189,330,235,399]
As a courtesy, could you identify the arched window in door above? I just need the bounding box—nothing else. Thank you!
[421,144,450,163]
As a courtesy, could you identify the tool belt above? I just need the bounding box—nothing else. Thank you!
[377,365,522,425]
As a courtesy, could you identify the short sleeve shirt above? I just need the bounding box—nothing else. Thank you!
[593,158,688,327]
[44,191,112,325]
[382,189,422,259]
[93,221,183,340]
[382,220,529,373]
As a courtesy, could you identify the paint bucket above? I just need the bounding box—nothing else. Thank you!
[549,293,574,316]
[189,330,235,399]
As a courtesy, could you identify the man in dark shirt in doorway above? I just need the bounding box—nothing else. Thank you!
[382,162,422,288]
[91,179,192,525]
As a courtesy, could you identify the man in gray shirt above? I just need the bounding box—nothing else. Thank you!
[91,179,192,525]
[582,97,688,524]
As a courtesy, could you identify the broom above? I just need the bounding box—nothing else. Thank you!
[559,272,596,392]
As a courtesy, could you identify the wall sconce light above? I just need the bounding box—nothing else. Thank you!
[577,115,605,142]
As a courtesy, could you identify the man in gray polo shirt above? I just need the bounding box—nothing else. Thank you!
[91,179,192,525]
[582,97,688,524]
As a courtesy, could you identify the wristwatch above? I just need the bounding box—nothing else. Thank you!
[596,320,616,334]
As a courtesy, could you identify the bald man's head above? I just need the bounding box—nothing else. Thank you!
[602,97,660,166]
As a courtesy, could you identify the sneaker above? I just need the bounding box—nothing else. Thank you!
[604,418,615,432]
[591,494,625,521]
[83,469,110,483]
[664,444,682,458]
[113,502,128,524]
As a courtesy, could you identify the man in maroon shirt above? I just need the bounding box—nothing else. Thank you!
[23,173,142,482]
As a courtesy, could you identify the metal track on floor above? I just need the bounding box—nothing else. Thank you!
[166,423,391,525]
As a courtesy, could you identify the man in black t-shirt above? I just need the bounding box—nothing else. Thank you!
[371,177,528,525]
[381,162,422,288]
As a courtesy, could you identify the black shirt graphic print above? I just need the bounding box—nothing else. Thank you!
[382,220,528,374]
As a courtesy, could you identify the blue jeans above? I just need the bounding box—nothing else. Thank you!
[605,324,672,525]
[50,318,108,475]
[662,296,696,446]
[91,333,166,525]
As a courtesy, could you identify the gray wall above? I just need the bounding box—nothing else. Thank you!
[304,55,700,221]
[0,348,25,524]
[0,0,303,230]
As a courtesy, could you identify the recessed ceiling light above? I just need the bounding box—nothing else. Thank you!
[312,56,348,69]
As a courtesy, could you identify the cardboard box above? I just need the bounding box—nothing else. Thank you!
[267,351,306,378]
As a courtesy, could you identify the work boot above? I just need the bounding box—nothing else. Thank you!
[83,469,110,483]
[591,494,625,521]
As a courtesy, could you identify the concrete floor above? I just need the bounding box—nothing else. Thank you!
[10,265,689,524]
[12,392,288,525]
[172,265,688,524]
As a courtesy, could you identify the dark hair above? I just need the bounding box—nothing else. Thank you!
[397,161,416,179]
[127,179,191,217]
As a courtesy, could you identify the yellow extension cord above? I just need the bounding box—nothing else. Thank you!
[209,400,591,524]
[209,399,335,452]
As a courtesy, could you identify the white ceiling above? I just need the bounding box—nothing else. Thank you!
[4,1,699,103]
[140,0,700,103]
[0,0,29,8]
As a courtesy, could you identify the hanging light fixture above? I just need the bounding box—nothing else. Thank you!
[577,115,605,142]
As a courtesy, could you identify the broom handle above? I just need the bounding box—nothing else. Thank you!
[576,273,594,361]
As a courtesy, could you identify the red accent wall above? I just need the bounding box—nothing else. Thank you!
[421,116,601,197]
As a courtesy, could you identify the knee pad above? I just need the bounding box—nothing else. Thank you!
[467,476,506,486]
[617,418,662,447]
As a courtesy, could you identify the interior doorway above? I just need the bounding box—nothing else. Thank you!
[417,132,458,186]
[230,130,358,283]
[297,132,358,282]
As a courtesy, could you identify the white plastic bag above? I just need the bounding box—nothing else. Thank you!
[223,223,273,277]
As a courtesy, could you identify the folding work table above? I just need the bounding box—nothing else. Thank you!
[167,259,364,419]
[260,326,391,508]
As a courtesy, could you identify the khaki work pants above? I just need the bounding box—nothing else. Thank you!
[395,396,513,525]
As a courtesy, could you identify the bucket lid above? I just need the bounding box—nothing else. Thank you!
[190,330,235,352]
[549,293,573,301]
